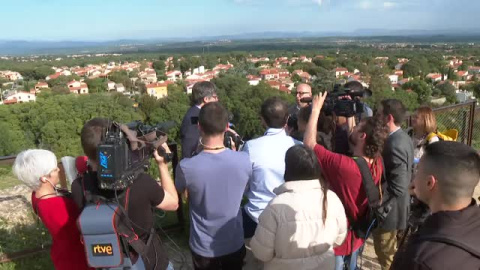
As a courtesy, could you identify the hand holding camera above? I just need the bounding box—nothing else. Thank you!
[154,143,173,165]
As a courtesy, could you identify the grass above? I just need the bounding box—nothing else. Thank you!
[0,166,18,191]
[0,253,53,270]
[0,199,190,269]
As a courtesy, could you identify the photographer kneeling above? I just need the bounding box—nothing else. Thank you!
[304,92,389,270]
[71,118,178,270]
[13,149,91,270]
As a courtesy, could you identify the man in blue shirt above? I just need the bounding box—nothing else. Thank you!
[242,96,302,237]
[176,102,252,270]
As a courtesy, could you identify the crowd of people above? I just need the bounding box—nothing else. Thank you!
[11,80,480,270]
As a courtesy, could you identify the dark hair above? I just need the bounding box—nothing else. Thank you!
[199,102,228,136]
[422,141,480,205]
[344,81,364,92]
[81,118,111,162]
[381,99,406,126]
[284,145,329,224]
[298,107,335,150]
[359,116,389,159]
[192,81,217,105]
[261,97,288,128]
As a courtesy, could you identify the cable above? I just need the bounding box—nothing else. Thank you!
[114,188,158,269]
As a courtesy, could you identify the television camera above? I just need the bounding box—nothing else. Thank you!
[97,120,175,190]
[288,85,371,131]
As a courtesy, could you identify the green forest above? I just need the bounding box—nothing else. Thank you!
[0,74,295,158]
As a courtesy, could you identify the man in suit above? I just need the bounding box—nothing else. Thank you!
[180,81,218,159]
[374,99,414,270]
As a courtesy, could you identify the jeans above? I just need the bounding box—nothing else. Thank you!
[335,248,360,270]
[166,262,174,270]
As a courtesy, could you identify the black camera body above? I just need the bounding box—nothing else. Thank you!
[97,121,174,190]
[322,88,365,118]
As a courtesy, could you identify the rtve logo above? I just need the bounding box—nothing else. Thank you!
[92,243,114,256]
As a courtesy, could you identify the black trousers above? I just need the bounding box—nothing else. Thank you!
[191,245,246,270]
[242,208,258,239]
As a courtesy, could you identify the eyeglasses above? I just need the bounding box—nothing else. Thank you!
[296,92,311,96]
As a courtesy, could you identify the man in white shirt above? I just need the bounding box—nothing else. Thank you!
[242,97,302,236]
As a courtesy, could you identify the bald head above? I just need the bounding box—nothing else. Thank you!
[296,83,312,107]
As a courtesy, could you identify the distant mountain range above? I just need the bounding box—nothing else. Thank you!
[1,29,480,56]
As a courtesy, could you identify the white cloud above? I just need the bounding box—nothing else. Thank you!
[359,1,372,9]
[312,0,324,6]
[383,1,397,8]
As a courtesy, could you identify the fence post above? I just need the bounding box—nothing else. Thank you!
[467,101,476,146]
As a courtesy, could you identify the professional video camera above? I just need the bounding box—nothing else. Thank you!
[302,86,369,118]
[97,120,175,190]
[79,120,176,270]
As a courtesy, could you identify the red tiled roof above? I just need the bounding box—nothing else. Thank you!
[3,98,17,104]
[146,81,173,88]
[335,68,348,72]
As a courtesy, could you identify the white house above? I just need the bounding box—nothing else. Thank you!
[456,90,476,103]
[35,82,49,91]
[388,75,399,84]
[115,83,125,93]
[165,70,183,82]
[67,80,89,94]
[335,68,348,78]
[3,91,36,104]
[426,73,445,82]
[107,81,116,91]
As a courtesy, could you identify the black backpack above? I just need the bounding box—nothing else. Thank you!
[350,157,392,239]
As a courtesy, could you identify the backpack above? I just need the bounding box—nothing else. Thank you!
[426,129,458,142]
[350,157,392,239]
[77,173,154,269]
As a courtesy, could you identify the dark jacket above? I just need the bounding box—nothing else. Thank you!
[180,105,201,159]
[392,200,480,270]
[381,128,414,230]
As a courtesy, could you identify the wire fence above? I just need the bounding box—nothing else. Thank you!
[406,101,477,147]
[473,107,480,150]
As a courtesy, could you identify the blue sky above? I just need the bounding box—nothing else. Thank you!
[2,0,479,41]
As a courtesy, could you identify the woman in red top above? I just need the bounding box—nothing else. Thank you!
[13,149,91,270]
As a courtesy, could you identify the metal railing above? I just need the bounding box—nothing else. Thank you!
[406,100,477,146]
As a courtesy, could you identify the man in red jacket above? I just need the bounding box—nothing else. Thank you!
[304,92,389,270]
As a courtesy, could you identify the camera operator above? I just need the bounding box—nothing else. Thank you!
[287,84,312,140]
[288,83,312,116]
[180,81,218,159]
[175,102,252,270]
[294,106,335,150]
[344,81,373,122]
[304,92,389,270]
[71,118,178,270]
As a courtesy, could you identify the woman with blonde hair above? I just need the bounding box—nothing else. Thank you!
[13,149,91,270]
[410,106,439,162]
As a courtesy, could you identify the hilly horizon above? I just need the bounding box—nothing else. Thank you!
[1,29,480,56]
